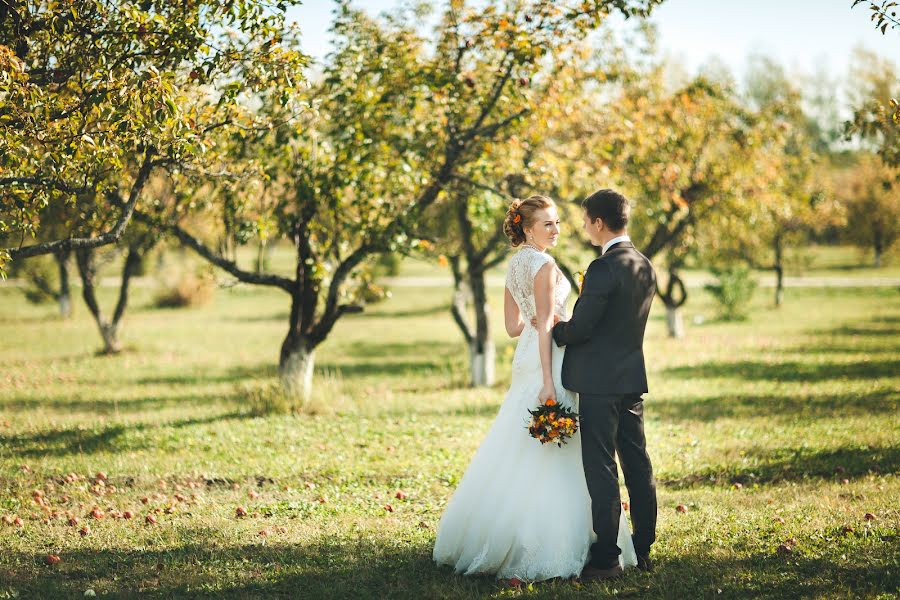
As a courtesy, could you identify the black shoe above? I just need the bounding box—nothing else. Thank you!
[580,564,623,582]
[636,554,653,572]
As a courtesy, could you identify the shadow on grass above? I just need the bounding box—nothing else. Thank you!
[3,534,897,599]
[133,364,278,386]
[823,325,900,338]
[335,340,460,360]
[661,358,898,382]
[658,444,899,489]
[0,411,249,458]
[220,312,289,323]
[356,302,451,319]
[650,389,897,423]
[1,390,243,414]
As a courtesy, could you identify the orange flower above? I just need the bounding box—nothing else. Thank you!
[548,430,559,438]
[545,398,557,406]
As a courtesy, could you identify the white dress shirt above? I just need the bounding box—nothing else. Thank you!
[602,234,631,255]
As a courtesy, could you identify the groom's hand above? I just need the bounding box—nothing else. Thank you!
[531,315,562,328]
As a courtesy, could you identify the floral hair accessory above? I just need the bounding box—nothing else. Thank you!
[512,213,521,224]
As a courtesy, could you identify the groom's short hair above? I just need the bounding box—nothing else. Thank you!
[582,189,629,232]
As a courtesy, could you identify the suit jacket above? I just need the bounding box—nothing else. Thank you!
[552,241,657,395]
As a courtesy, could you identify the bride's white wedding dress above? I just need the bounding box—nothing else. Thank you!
[433,245,637,581]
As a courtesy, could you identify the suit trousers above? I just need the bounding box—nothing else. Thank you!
[579,392,657,568]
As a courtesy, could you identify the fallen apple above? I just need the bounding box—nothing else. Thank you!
[235,506,248,517]
[45,554,61,565]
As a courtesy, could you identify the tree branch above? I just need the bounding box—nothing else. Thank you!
[6,148,156,261]
[129,206,294,292]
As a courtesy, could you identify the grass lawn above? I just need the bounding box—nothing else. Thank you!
[0,254,898,598]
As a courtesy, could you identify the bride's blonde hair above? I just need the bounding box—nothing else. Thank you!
[503,195,555,247]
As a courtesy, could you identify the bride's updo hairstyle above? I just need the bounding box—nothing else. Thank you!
[503,195,555,247]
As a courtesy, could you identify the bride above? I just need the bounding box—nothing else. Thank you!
[433,195,636,582]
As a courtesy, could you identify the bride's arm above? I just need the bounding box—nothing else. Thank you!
[504,287,525,338]
[534,263,556,403]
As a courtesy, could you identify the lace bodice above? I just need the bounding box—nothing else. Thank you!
[504,246,571,322]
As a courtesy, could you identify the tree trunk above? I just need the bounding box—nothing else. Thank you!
[468,267,495,387]
[54,249,72,319]
[874,244,883,268]
[658,264,688,339]
[98,323,122,355]
[256,240,270,273]
[665,304,685,339]
[75,241,148,354]
[279,333,315,401]
[449,257,473,343]
[75,248,122,354]
[774,265,784,307]
[773,232,784,307]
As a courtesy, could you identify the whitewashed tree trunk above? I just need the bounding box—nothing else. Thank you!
[280,345,315,401]
[100,323,122,354]
[469,336,495,387]
[55,250,72,319]
[665,305,684,339]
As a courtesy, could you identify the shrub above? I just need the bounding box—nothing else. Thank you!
[153,272,215,308]
[704,265,757,321]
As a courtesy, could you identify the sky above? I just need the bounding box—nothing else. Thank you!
[285,0,900,82]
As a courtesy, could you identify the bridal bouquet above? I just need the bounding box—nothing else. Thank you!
[527,398,579,447]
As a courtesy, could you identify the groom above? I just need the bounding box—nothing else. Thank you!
[552,189,658,581]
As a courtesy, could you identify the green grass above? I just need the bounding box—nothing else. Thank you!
[0,255,898,598]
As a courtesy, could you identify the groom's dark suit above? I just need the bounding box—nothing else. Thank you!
[552,240,657,568]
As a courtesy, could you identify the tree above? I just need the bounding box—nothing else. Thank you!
[851,0,900,34]
[844,48,899,169]
[0,0,307,272]
[720,55,835,307]
[839,154,899,266]
[420,51,588,386]
[593,74,760,335]
[432,174,521,387]
[75,232,157,354]
[139,0,664,400]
